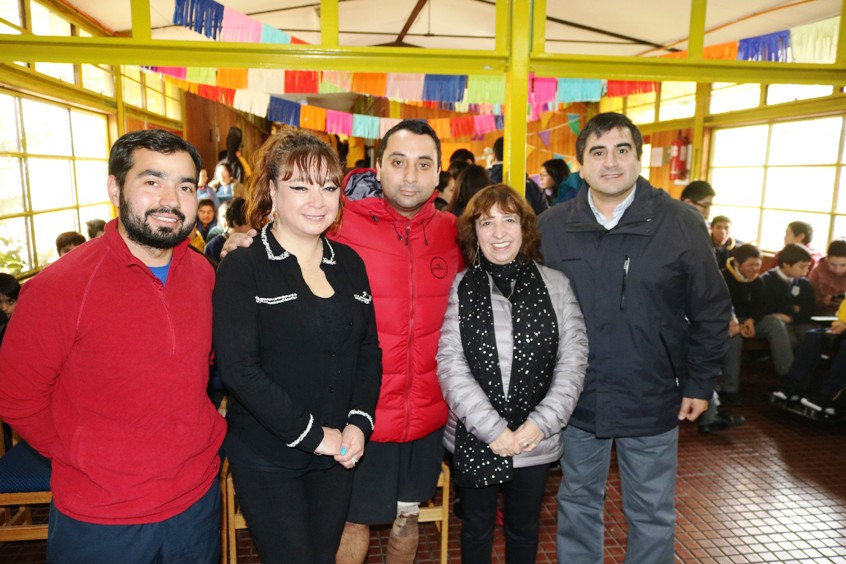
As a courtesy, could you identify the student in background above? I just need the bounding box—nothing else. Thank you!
[680,180,716,221]
[783,221,822,272]
[538,159,571,205]
[721,244,792,407]
[711,215,741,269]
[808,239,846,316]
[85,219,106,240]
[55,231,86,257]
[760,243,816,348]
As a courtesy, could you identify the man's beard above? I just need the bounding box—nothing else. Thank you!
[119,191,193,250]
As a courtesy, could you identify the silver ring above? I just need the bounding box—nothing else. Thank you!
[522,441,530,447]
[351,458,358,466]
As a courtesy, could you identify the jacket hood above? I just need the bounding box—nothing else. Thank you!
[346,190,440,225]
[725,256,758,282]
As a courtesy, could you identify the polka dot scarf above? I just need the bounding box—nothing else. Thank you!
[454,255,559,488]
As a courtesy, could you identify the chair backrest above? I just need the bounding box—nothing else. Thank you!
[0,420,52,542]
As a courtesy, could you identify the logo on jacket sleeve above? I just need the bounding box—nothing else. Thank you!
[430,257,449,279]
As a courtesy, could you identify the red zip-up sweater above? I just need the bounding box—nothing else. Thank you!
[0,220,226,524]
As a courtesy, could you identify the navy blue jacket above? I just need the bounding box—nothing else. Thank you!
[760,267,815,324]
[538,177,731,437]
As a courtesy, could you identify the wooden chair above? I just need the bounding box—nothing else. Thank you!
[221,460,451,564]
[220,459,248,564]
[418,461,451,564]
[0,425,52,542]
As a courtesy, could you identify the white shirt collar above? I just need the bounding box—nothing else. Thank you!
[588,185,637,230]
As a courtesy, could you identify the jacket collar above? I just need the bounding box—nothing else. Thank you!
[347,191,439,226]
[567,176,657,235]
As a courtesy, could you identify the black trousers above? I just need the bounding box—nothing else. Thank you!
[231,461,354,564]
[456,463,551,564]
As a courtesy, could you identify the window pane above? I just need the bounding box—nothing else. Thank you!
[165,80,180,98]
[769,117,841,165]
[0,93,20,151]
[709,83,760,114]
[123,79,143,107]
[711,125,768,166]
[166,97,182,120]
[146,87,165,115]
[71,111,108,158]
[33,209,78,266]
[0,157,24,214]
[661,82,696,100]
[760,210,830,254]
[28,158,74,210]
[709,205,761,246]
[767,84,834,105]
[75,161,109,205]
[836,168,846,213]
[600,97,623,113]
[22,99,71,155]
[0,0,21,26]
[0,216,30,274]
[122,65,141,81]
[763,166,835,212]
[79,203,113,231]
[833,215,846,240]
[82,64,115,97]
[628,104,655,125]
[31,1,71,36]
[33,62,75,84]
[146,73,164,93]
[640,143,651,181]
[710,168,764,207]
[658,97,695,121]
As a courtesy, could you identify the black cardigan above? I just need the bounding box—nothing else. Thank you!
[213,226,382,470]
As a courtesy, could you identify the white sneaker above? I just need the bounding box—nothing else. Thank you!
[800,397,823,412]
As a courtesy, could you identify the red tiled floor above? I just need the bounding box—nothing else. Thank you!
[2,361,845,563]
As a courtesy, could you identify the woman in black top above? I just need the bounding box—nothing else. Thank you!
[213,130,382,564]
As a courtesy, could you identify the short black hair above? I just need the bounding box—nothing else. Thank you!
[449,148,475,164]
[710,215,731,226]
[788,221,813,245]
[733,243,761,265]
[778,243,813,267]
[542,159,570,186]
[225,197,248,227]
[109,129,201,189]
[681,181,716,202]
[85,219,106,239]
[0,273,20,300]
[378,119,441,170]
[827,239,846,258]
[576,112,643,165]
[56,231,86,254]
[493,137,504,161]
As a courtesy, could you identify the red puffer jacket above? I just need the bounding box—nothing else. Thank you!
[333,194,462,443]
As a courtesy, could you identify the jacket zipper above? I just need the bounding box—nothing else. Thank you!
[620,255,630,310]
[404,222,414,442]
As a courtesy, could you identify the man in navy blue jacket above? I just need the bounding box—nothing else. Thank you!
[538,113,731,563]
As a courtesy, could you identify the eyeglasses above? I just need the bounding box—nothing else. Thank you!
[693,201,713,211]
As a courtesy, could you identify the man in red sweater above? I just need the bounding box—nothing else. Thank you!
[0,129,226,563]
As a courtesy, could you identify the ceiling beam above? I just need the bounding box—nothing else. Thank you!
[396,0,428,45]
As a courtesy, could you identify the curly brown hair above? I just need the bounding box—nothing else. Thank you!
[246,129,345,233]
[456,184,543,266]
